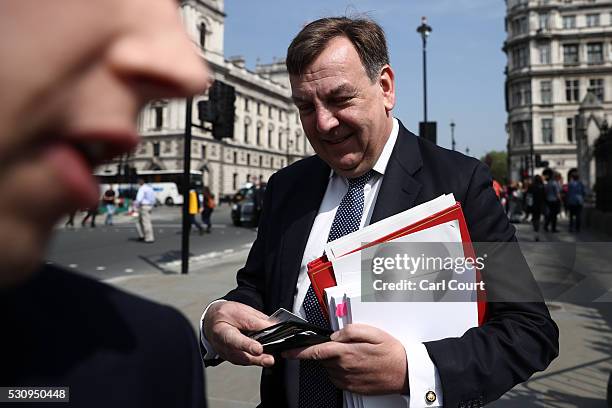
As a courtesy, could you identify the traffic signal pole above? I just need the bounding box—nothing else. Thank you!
[181,97,193,275]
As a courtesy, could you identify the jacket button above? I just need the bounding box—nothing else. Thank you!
[425,390,437,403]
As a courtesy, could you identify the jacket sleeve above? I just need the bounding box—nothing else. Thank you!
[424,162,559,407]
[222,175,277,311]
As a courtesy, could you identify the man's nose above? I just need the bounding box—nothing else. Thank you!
[106,14,211,99]
[315,106,339,134]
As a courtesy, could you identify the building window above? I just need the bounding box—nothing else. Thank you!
[268,106,273,119]
[280,159,285,167]
[538,42,551,64]
[257,102,261,115]
[295,133,301,152]
[268,129,272,147]
[565,79,580,102]
[512,122,527,146]
[542,119,553,144]
[540,80,552,104]
[244,123,249,143]
[201,144,207,158]
[278,131,283,150]
[512,81,531,107]
[278,110,283,121]
[563,44,579,64]
[256,126,261,145]
[589,78,604,102]
[562,15,576,29]
[538,13,549,30]
[153,106,164,129]
[244,98,250,111]
[153,142,160,157]
[566,118,574,143]
[233,173,238,190]
[199,22,206,49]
[259,155,263,167]
[512,46,529,69]
[586,13,600,27]
[233,151,237,164]
[511,16,528,35]
[246,173,250,182]
[246,154,251,165]
[587,43,604,64]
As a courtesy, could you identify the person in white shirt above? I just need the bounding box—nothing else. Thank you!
[135,178,156,243]
[200,16,558,408]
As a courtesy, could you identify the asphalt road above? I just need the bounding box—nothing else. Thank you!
[46,205,257,280]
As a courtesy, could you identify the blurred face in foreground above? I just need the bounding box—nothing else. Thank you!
[0,0,211,285]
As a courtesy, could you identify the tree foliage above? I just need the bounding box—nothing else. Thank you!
[481,150,508,183]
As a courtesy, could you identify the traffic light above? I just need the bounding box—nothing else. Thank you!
[535,154,549,168]
[197,80,236,140]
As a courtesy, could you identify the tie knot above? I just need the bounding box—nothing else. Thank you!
[347,170,374,190]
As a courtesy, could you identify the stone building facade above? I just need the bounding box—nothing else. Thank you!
[96,0,313,200]
[504,0,612,183]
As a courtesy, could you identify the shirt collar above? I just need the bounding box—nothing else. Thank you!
[329,117,399,180]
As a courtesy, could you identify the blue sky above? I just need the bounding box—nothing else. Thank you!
[223,0,508,159]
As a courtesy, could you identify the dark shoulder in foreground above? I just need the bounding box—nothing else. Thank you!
[0,265,205,408]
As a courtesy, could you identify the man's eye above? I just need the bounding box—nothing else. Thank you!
[331,97,352,105]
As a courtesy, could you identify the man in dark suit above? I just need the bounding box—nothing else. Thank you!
[202,17,558,407]
[0,0,212,406]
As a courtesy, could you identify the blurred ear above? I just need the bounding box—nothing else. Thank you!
[379,65,395,112]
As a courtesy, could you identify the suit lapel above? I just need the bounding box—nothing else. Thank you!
[278,157,330,309]
[371,122,424,223]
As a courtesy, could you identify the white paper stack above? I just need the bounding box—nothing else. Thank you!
[320,194,479,408]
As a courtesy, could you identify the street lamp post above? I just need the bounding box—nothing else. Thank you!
[450,120,456,151]
[417,17,432,124]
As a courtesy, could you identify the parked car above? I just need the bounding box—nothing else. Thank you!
[231,184,266,227]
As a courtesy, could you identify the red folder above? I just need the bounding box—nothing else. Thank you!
[307,202,488,325]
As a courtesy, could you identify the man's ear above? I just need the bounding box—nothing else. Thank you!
[379,65,396,112]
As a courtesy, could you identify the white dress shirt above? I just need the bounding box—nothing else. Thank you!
[135,183,156,206]
[201,118,443,408]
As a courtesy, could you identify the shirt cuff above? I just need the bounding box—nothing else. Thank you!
[403,342,443,408]
[199,299,226,360]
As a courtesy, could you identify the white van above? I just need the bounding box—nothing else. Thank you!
[150,182,183,206]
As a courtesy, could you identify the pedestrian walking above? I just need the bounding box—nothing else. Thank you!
[65,211,76,228]
[81,204,98,228]
[189,188,204,235]
[201,186,215,233]
[543,169,561,233]
[567,172,585,233]
[134,178,155,242]
[102,186,116,226]
[527,175,545,241]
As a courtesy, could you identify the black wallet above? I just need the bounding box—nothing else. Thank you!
[247,320,333,354]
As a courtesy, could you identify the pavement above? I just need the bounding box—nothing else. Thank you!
[101,212,612,408]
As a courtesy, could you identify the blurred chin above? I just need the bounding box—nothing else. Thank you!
[0,218,50,288]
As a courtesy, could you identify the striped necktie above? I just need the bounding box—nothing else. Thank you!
[298,170,374,408]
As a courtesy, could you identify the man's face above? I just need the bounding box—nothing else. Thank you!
[0,0,210,284]
[290,36,395,178]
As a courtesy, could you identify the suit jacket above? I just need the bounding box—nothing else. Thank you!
[221,122,559,407]
[1,265,206,408]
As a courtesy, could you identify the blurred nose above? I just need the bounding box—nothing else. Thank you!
[106,4,211,100]
[315,105,339,134]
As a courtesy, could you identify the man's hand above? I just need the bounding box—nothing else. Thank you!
[283,324,408,395]
[203,301,275,367]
